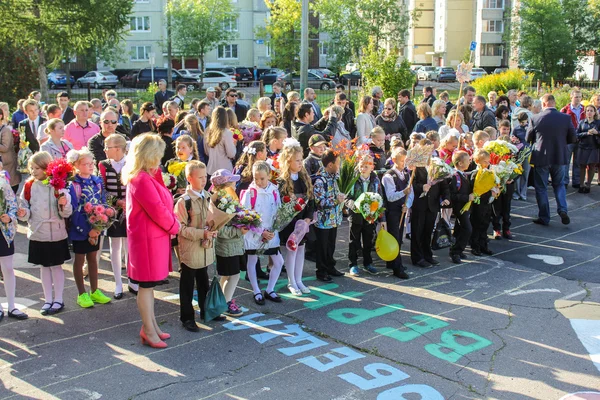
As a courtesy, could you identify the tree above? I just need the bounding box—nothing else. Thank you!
[167,0,239,86]
[512,0,577,80]
[0,0,133,101]
[360,41,415,99]
[257,0,303,71]
[0,42,38,107]
[312,0,412,70]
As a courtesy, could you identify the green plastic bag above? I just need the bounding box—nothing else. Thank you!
[204,275,228,322]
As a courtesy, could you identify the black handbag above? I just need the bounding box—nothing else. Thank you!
[431,216,453,250]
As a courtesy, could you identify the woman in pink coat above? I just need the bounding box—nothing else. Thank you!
[123,133,180,348]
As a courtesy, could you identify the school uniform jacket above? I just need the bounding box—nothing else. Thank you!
[449,171,472,213]
[412,166,450,213]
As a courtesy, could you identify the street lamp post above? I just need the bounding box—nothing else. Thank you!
[299,0,309,92]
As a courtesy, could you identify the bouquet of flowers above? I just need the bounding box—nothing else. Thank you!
[460,168,498,214]
[239,122,262,145]
[82,203,117,244]
[206,190,240,235]
[333,139,360,195]
[232,128,244,142]
[106,195,126,223]
[16,127,33,173]
[484,140,518,165]
[167,161,188,189]
[456,61,473,84]
[354,192,384,224]
[266,155,281,184]
[43,158,74,198]
[232,208,262,232]
[491,160,519,192]
[162,173,177,191]
[420,157,454,198]
[509,146,532,181]
[258,195,306,254]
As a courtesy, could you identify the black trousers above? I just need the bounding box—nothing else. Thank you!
[384,208,405,271]
[348,221,375,267]
[451,209,472,255]
[180,263,209,323]
[470,204,491,251]
[315,227,337,276]
[410,208,436,264]
[492,183,514,232]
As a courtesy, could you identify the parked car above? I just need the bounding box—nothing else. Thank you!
[470,68,488,81]
[47,70,75,89]
[436,67,456,82]
[417,66,439,81]
[345,63,359,73]
[135,68,198,90]
[207,67,235,76]
[493,67,508,74]
[120,70,139,88]
[234,67,254,86]
[277,72,336,91]
[198,71,237,90]
[179,69,202,79]
[339,70,362,86]
[75,71,119,89]
[309,68,338,82]
[259,68,285,85]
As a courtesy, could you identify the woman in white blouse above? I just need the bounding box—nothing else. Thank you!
[356,96,375,146]
[438,110,469,141]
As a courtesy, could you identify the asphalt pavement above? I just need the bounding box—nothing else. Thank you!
[1,183,600,400]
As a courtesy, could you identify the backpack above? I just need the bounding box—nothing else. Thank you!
[23,179,34,202]
[172,195,193,248]
[240,186,278,209]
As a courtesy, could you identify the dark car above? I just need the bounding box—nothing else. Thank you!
[259,68,285,85]
[277,72,336,91]
[135,68,198,90]
[120,70,139,88]
[309,68,338,82]
[436,67,456,82]
[235,67,253,86]
[47,70,76,89]
[340,70,362,86]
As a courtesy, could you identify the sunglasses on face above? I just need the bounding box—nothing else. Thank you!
[107,94,116,97]
[103,120,118,124]
[228,94,238,98]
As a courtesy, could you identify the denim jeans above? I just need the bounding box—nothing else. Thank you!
[515,155,531,199]
[534,165,568,224]
[564,143,580,185]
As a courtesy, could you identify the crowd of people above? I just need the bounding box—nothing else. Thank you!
[0,79,587,349]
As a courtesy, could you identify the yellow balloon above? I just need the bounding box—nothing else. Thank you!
[376,229,399,261]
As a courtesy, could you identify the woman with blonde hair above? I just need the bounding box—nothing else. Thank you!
[431,99,447,127]
[0,103,9,126]
[356,95,376,145]
[256,97,272,114]
[413,103,439,133]
[438,109,469,140]
[123,133,180,348]
[204,106,236,177]
[40,118,74,159]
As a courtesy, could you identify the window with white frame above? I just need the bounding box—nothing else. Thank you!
[131,46,151,61]
[130,16,150,32]
[222,17,238,32]
[480,43,503,57]
[485,20,504,32]
[483,0,504,8]
[319,42,329,56]
[218,44,238,59]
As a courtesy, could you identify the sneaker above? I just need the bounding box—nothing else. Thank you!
[361,264,378,275]
[503,230,513,240]
[225,300,243,317]
[90,289,111,304]
[349,266,360,276]
[512,194,519,201]
[493,231,502,240]
[77,292,94,308]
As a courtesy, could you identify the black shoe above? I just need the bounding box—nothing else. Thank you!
[558,211,570,225]
[414,260,432,268]
[393,270,410,279]
[8,309,28,320]
[405,234,411,240]
[578,186,585,193]
[0,310,3,322]
[451,254,462,264]
[328,268,345,277]
[182,320,200,332]
[460,253,467,259]
[573,184,580,189]
[584,186,591,193]
[316,273,333,282]
[213,315,227,321]
[424,258,439,266]
[532,218,549,226]
[503,231,513,240]
[253,292,265,306]
[481,248,494,255]
[264,290,282,303]
[114,292,123,300]
[471,249,482,256]
[128,286,138,296]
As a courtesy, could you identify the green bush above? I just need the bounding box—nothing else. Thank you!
[472,69,534,96]
[136,82,159,106]
[0,42,38,107]
[360,41,415,99]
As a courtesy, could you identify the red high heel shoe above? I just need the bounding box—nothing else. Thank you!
[140,327,170,340]
[139,328,167,348]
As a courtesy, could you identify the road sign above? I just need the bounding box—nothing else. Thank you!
[470,41,477,51]
[149,52,156,65]
[256,40,264,45]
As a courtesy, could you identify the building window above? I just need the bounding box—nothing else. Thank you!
[480,43,503,57]
[485,20,504,32]
[218,44,238,60]
[483,0,504,8]
[222,18,239,32]
[131,45,151,61]
[319,42,330,56]
[266,42,271,57]
[130,16,150,32]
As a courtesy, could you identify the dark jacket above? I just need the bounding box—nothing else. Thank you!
[511,125,527,144]
[369,144,387,172]
[61,107,75,125]
[526,108,577,167]
[303,152,323,177]
[88,131,127,166]
[449,171,472,213]
[270,92,287,109]
[576,119,600,150]
[330,99,356,116]
[341,106,357,138]
[293,117,337,158]
[412,166,449,213]
[18,117,44,152]
[154,90,174,115]
[445,101,454,118]
[422,94,436,107]
[131,118,156,138]
[413,117,439,133]
[472,106,497,131]
[347,172,385,225]
[399,101,418,133]
[375,114,408,143]
[226,101,249,123]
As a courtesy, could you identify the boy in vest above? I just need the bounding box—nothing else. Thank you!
[346,154,386,277]
[304,134,327,177]
[381,147,413,279]
[449,151,474,264]
[174,161,220,332]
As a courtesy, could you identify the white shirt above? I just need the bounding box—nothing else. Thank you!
[111,157,126,174]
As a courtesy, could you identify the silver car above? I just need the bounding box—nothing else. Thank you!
[76,71,119,88]
[417,66,439,81]
[277,72,336,91]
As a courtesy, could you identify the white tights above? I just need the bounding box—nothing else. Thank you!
[282,244,307,291]
[109,237,128,294]
[0,255,15,312]
[246,253,284,295]
[219,274,240,302]
[40,265,65,308]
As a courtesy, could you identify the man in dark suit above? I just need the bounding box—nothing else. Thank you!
[154,79,174,115]
[303,88,322,123]
[398,89,418,134]
[223,88,248,122]
[196,101,211,133]
[526,94,577,226]
[421,86,436,107]
[472,95,497,131]
[56,92,75,124]
[329,84,356,115]
[269,82,288,109]
[18,99,43,152]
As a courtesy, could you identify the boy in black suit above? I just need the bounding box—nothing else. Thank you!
[410,139,450,268]
[18,99,43,152]
[449,151,473,263]
[469,150,498,256]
